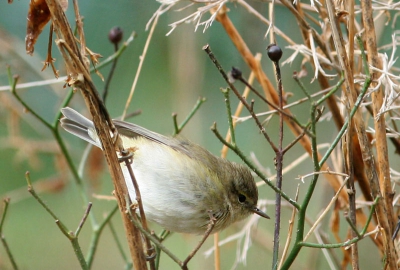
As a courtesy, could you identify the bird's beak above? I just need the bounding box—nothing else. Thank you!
[252,206,270,219]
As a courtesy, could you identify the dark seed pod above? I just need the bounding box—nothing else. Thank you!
[108,27,123,45]
[230,67,242,80]
[267,44,282,62]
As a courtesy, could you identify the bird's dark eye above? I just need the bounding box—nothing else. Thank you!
[238,194,246,203]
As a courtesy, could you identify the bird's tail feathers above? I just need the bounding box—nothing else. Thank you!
[60,107,102,148]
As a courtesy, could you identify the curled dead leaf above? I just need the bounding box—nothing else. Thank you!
[25,0,68,55]
[26,0,51,55]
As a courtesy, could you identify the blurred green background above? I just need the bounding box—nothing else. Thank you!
[0,1,395,269]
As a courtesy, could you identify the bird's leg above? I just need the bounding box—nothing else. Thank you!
[181,210,216,270]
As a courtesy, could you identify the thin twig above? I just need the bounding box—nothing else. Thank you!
[119,150,155,270]
[181,211,216,270]
[278,185,299,269]
[270,47,284,270]
[103,28,122,103]
[234,69,307,132]
[304,176,349,241]
[109,219,133,269]
[172,97,207,135]
[86,205,120,268]
[203,44,278,152]
[222,54,260,157]
[25,171,88,269]
[299,197,381,249]
[126,208,183,267]
[0,198,19,270]
[75,202,92,237]
[121,10,159,120]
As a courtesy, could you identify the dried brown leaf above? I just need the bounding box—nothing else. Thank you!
[26,0,51,55]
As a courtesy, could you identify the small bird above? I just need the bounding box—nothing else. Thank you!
[60,107,269,234]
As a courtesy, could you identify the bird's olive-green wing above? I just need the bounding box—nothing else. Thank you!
[113,120,193,156]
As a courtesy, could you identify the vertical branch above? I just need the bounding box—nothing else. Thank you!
[43,0,148,268]
[343,126,359,269]
[360,0,398,267]
[361,0,395,231]
[345,1,359,267]
[267,44,284,270]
